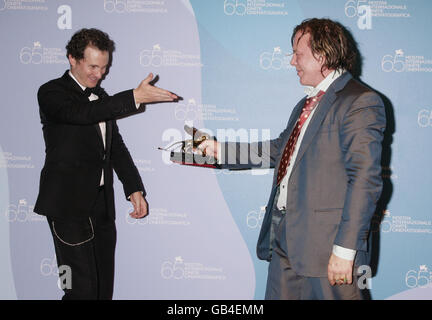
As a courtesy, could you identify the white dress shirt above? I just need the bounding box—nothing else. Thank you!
[275,69,356,261]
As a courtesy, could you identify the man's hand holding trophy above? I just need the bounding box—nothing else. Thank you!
[159,125,220,168]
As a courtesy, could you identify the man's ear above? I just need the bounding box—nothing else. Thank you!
[318,54,329,72]
[313,51,325,65]
[68,54,76,68]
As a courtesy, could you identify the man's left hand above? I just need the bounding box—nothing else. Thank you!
[327,253,354,286]
[129,191,148,219]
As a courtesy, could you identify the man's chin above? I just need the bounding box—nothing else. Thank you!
[299,78,314,87]
[86,79,100,88]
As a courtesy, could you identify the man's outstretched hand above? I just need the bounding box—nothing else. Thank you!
[133,73,178,104]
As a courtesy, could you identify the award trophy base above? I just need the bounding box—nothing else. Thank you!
[170,151,220,169]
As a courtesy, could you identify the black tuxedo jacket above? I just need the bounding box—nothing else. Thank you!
[34,71,145,221]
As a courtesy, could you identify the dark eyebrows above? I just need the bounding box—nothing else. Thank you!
[89,64,108,69]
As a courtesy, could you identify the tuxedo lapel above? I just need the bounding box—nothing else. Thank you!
[62,71,106,151]
[105,121,112,156]
[94,123,104,148]
[62,71,86,96]
[94,88,109,153]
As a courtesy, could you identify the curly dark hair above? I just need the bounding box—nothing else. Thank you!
[66,28,115,60]
[291,18,358,75]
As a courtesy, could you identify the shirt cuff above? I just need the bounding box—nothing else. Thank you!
[127,191,144,200]
[332,245,356,261]
[132,93,141,109]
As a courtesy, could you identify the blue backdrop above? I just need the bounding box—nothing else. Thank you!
[1,0,431,300]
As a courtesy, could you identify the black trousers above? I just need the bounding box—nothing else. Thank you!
[47,187,117,300]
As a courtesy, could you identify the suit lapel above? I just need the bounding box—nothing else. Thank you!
[290,72,353,173]
[286,98,306,136]
[293,91,336,167]
[273,98,306,176]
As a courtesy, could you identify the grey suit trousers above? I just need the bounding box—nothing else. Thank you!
[265,206,370,300]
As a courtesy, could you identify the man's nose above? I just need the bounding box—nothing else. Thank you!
[94,70,102,79]
[290,54,296,66]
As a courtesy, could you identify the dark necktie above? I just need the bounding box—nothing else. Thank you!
[276,90,325,185]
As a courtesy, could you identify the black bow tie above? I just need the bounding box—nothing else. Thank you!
[84,87,102,97]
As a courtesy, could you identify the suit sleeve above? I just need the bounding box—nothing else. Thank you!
[334,92,386,251]
[38,82,138,125]
[218,126,290,170]
[110,121,145,200]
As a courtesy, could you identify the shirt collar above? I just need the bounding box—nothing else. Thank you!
[68,70,86,91]
[304,69,345,97]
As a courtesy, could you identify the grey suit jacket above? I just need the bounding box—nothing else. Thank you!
[220,72,386,277]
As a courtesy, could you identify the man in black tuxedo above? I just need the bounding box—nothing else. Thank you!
[35,28,177,299]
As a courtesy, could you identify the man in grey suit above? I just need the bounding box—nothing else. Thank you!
[197,18,386,299]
